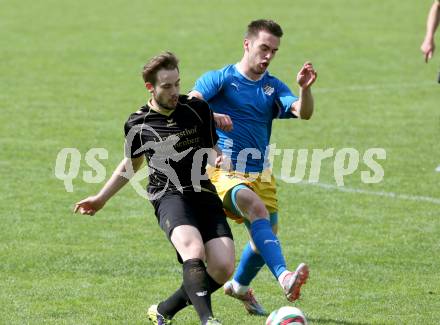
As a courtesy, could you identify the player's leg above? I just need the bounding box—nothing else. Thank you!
[170,225,215,324]
[223,174,279,289]
[234,187,287,280]
[154,244,231,325]
[153,191,233,324]
[234,187,309,302]
[205,236,235,287]
[219,184,266,315]
[148,193,214,325]
[167,196,235,323]
[195,189,236,286]
[198,191,235,324]
[152,225,218,324]
[209,169,308,306]
[229,212,279,290]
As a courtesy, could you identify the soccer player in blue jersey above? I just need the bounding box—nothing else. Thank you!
[189,19,317,315]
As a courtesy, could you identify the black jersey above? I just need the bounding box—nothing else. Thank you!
[124,95,218,195]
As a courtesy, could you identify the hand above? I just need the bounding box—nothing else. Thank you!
[421,39,435,63]
[73,195,105,216]
[214,113,233,131]
[296,62,317,90]
[214,154,232,171]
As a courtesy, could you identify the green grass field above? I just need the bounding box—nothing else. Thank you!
[1,0,439,324]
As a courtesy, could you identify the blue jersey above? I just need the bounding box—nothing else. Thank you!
[193,64,298,173]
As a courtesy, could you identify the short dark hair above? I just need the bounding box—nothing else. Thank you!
[245,19,283,39]
[142,51,179,84]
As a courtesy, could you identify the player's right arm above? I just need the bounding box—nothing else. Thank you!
[188,89,204,100]
[73,156,144,215]
[421,0,440,62]
[189,69,233,131]
[190,88,233,132]
[74,115,146,216]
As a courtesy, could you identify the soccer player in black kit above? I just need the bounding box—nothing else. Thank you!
[74,52,234,325]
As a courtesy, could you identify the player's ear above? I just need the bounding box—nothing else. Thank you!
[243,39,250,51]
[145,82,154,93]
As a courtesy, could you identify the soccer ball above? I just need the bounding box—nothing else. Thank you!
[265,306,308,325]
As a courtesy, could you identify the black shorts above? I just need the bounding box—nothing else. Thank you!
[151,190,233,244]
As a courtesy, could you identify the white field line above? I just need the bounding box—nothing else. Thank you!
[276,81,439,204]
[276,176,440,205]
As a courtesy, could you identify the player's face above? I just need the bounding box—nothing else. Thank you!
[245,30,280,76]
[148,68,180,110]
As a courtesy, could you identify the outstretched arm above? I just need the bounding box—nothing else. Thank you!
[73,156,144,215]
[421,1,440,62]
[291,62,318,120]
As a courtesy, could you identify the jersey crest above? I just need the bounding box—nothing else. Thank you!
[263,84,275,96]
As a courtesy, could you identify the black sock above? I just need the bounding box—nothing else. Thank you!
[157,286,189,319]
[158,273,222,319]
[181,258,213,323]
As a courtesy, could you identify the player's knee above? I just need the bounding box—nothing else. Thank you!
[224,255,235,279]
[179,240,205,260]
[249,200,269,220]
[236,191,268,218]
[209,259,235,284]
[206,248,235,283]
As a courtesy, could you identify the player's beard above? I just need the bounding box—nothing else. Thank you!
[156,95,178,110]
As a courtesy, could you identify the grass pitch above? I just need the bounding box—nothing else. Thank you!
[1,0,439,324]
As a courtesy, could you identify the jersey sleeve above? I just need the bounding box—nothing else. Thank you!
[274,79,299,119]
[124,116,144,158]
[193,70,224,101]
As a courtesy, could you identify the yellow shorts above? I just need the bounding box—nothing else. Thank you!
[208,167,278,224]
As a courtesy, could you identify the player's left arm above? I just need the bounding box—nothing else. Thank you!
[291,62,317,120]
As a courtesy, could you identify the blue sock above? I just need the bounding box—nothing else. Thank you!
[234,212,280,285]
[250,218,286,279]
[234,242,265,286]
